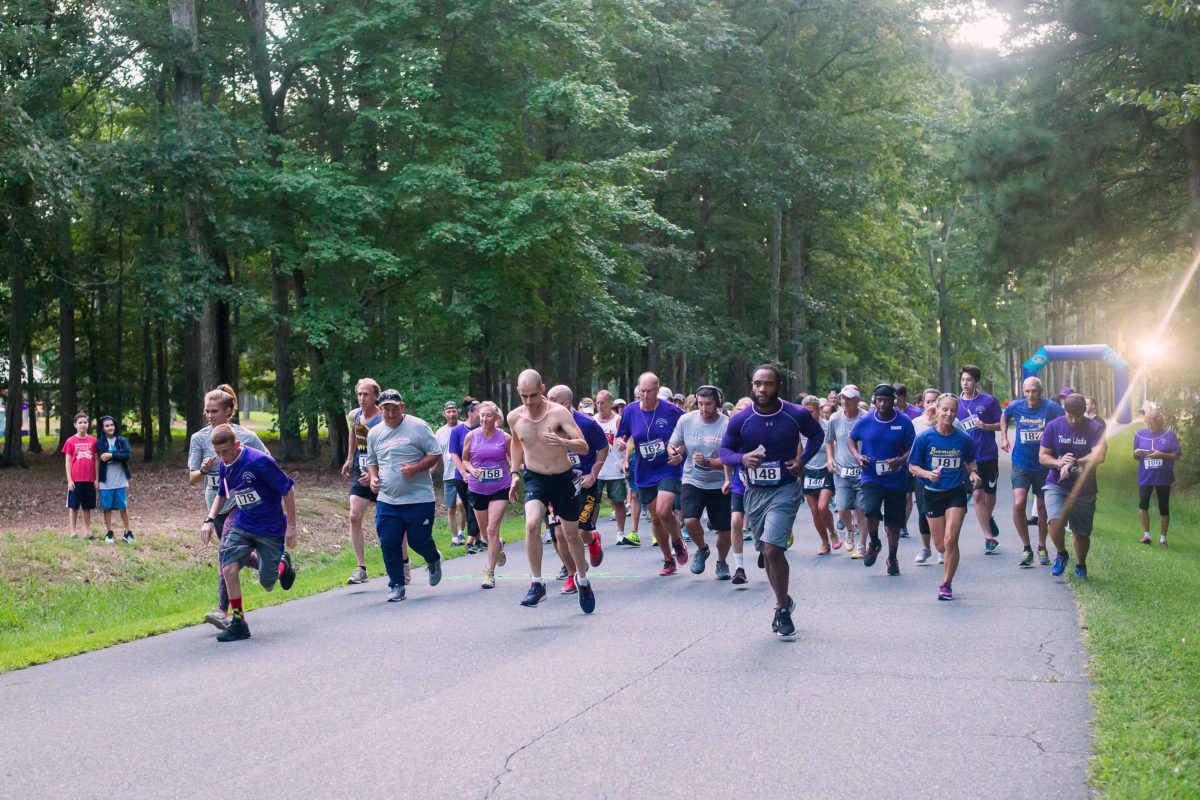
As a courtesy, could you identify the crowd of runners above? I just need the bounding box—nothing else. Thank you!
[175,362,1180,641]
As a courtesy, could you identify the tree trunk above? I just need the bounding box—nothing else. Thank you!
[156,319,171,454]
[271,261,303,460]
[788,197,808,396]
[727,258,747,392]
[25,343,41,453]
[292,267,347,466]
[141,307,154,461]
[770,205,782,360]
[1185,120,1200,292]
[3,184,29,468]
[57,217,77,449]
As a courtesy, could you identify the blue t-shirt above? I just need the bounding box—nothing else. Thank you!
[957,392,1002,461]
[448,424,478,467]
[570,410,611,476]
[1003,398,1064,470]
[217,447,295,537]
[908,427,976,491]
[849,409,916,491]
[616,400,685,487]
[719,400,824,488]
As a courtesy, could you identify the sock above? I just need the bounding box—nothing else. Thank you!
[1144,530,1151,537]
[575,572,589,587]
[733,553,744,569]
[358,564,367,570]
[533,577,545,585]
[230,597,244,618]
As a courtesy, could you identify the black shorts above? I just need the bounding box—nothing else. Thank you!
[975,459,999,495]
[66,482,97,510]
[576,481,602,531]
[349,475,378,501]
[1138,484,1171,516]
[523,469,580,522]
[924,485,969,518]
[861,481,907,529]
[635,478,682,506]
[681,484,732,531]
[471,488,510,511]
[801,469,834,497]
[731,492,745,514]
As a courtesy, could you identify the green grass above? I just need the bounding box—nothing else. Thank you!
[0,517,530,672]
[1078,428,1200,798]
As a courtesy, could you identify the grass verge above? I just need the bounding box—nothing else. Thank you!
[0,517,530,672]
[1079,428,1199,797]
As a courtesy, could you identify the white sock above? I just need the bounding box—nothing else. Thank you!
[1144,530,1151,537]
[575,572,589,586]
[733,553,744,569]
[533,576,545,585]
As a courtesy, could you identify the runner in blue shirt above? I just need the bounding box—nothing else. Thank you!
[958,365,1004,552]
[848,384,915,576]
[720,365,824,637]
[199,424,298,642]
[617,372,689,575]
[1000,376,1064,567]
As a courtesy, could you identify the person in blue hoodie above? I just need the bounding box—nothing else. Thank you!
[96,415,134,544]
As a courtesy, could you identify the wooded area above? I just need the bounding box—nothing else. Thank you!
[4,0,1200,470]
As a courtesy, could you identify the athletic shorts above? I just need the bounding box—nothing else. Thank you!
[636,478,682,506]
[681,484,732,531]
[923,485,969,518]
[99,488,127,511]
[471,488,511,511]
[442,480,459,508]
[861,481,907,529]
[349,475,378,501]
[975,459,999,495]
[912,482,930,537]
[597,478,628,503]
[1044,484,1096,538]
[576,481,603,531]
[218,525,284,590]
[731,492,745,515]
[832,472,865,511]
[744,480,802,549]
[801,468,834,497]
[1138,484,1171,515]
[523,469,580,522]
[66,482,97,510]
[1011,464,1048,497]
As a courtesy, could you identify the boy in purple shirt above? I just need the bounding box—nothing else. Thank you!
[958,365,1003,552]
[1039,394,1107,580]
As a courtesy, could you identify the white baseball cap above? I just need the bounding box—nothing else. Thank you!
[658,387,673,400]
[839,384,861,399]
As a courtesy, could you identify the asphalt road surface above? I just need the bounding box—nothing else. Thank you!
[0,459,1092,799]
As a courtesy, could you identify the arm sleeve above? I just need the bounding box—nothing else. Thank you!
[366,429,380,467]
[718,415,744,467]
[449,427,465,457]
[115,437,131,463]
[907,435,924,467]
[62,438,74,457]
[669,418,685,448]
[986,397,1002,423]
[586,422,608,454]
[216,466,228,497]
[423,423,441,456]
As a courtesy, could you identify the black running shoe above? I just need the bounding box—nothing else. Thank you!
[775,608,795,637]
[757,550,765,569]
[864,540,881,567]
[886,557,899,576]
[731,567,748,585]
[520,581,547,607]
[578,581,596,614]
[279,551,295,590]
[216,616,250,642]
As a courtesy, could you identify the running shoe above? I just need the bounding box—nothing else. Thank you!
[481,570,496,589]
[578,580,595,614]
[937,582,952,601]
[731,567,747,585]
[836,518,845,531]
[216,616,250,642]
[1139,534,1151,544]
[1051,551,1069,576]
[347,567,368,584]
[899,527,909,539]
[542,531,553,544]
[886,557,899,576]
[817,543,831,556]
[561,575,578,595]
[403,560,411,585]
[556,565,569,580]
[1074,564,1087,580]
[850,544,863,560]
[1026,516,1038,527]
[122,531,134,544]
[104,531,115,544]
[831,532,842,550]
[387,585,406,602]
[520,581,547,607]
[451,534,465,547]
[691,546,709,575]
[863,540,881,567]
[617,533,641,547]
[914,547,931,564]
[203,610,229,630]
[774,607,796,637]
[659,559,677,576]
[715,561,731,580]
[608,511,616,521]
[497,546,507,567]
[985,537,1000,554]
[427,554,443,586]
[743,531,753,541]
[587,534,604,567]
[757,550,765,569]
[673,539,690,566]
[786,532,794,547]
[989,517,1000,538]
[1037,546,1050,565]
[682,530,691,541]
[279,551,296,591]
[465,542,478,555]
[937,552,944,565]
[1018,548,1034,567]
[1161,536,1169,549]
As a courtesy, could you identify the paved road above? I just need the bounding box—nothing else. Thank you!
[0,460,1092,799]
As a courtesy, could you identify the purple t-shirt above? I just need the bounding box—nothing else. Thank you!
[570,410,611,477]
[899,404,923,421]
[1134,428,1180,487]
[465,427,511,495]
[616,400,685,488]
[1041,416,1105,497]
[448,423,477,463]
[719,400,824,488]
[217,447,295,537]
[957,392,1002,461]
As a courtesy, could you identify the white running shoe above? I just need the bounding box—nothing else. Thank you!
[914,547,931,564]
[204,610,230,630]
[346,567,369,585]
[937,552,945,565]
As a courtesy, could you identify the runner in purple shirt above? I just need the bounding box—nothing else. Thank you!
[957,365,1004,552]
[1039,394,1107,580]
[1133,406,1181,548]
[461,401,512,588]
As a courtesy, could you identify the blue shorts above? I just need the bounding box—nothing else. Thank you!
[99,488,127,510]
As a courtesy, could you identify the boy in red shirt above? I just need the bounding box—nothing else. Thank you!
[62,412,99,539]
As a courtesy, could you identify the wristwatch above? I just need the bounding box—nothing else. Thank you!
[203,516,216,525]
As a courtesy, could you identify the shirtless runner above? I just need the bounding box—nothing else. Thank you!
[507,369,597,613]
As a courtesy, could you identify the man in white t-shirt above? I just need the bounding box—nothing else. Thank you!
[434,401,466,546]
[594,390,629,543]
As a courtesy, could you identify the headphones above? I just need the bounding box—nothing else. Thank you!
[696,384,724,405]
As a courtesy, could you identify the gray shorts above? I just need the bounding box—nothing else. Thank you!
[219,525,284,590]
[1011,464,1048,497]
[744,480,802,550]
[1043,484,1096,538]
[833,472,865,511]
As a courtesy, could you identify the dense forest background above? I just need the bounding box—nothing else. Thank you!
[4,0,1200,470]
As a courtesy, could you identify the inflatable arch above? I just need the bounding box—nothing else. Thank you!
[1021,345,1132,424]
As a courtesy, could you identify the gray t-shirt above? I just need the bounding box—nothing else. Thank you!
[367,415,441,506]
[669,411,728,490]
[803,419,829,472]
[435,424,460,480]
[189,423,269,514]
[98,437,129,490]
[827,409,867,473]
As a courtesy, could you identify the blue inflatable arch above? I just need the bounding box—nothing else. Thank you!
[1021,345,1132,424]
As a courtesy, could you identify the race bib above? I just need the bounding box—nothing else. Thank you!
[479,467,504,482]
[875,460,896,475]
[1019,429,1041,444]
[804,476,825,490]
[1144,458,1163,469]
[205,474,220,490]
[568,452,581,467]
[639,439,666,460]
[233,489,261,508]
[747,460,783,486]
[931,455,960,471]
[572,470,584,496]
[357,452,368,471]
[960,416,979,431]
[839,466,861,479]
